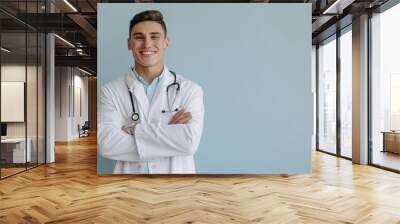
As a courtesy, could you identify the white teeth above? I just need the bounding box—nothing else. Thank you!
[141,51,155,55]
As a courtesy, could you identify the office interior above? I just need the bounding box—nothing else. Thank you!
[0,0,97,179]
[0,0,399,222]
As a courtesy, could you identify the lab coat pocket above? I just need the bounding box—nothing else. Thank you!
[161,111,177,124]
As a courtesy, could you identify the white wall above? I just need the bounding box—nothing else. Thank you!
[55,67,89,141]
[55,66,69,141]
[1,65,26,135]
[1,65,41,137]
[71,72,89,138]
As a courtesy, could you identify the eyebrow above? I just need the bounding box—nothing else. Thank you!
[132,32,162,36]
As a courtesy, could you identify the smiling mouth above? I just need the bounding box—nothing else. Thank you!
[140,50,157,56]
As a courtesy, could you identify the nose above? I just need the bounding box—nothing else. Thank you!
[143,36,152,48]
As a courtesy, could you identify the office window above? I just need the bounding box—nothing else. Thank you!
[339,27,352,158]
[371,3,400,171]
[317,35,337,154]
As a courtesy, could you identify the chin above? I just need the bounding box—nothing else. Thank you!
[138,60,162,68]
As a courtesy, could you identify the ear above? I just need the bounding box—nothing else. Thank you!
[127,38,132,50]
[164,37,169,49]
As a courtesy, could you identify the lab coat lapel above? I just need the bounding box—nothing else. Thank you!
[148,68,174,121]
[125,69,150,122]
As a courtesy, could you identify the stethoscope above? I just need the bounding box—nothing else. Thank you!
[128,70,180,122]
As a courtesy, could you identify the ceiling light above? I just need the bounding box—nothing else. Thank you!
[78,67,92,76]
[63,0,78,12]
[322,0,340,14]
[76,48,84,55]
[54,34,75,48]
[1,47,11,53]
[322,0,356,15]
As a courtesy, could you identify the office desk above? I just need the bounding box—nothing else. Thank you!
[1,138,31,163]
[381,131,400,154]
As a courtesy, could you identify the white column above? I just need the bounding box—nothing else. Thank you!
[46,1,55,163]
[46,33,55,163]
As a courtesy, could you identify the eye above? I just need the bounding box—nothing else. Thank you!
[151,36,160,40]
[133,36,144,40]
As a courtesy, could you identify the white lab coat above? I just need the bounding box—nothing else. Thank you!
[98,66,204,174]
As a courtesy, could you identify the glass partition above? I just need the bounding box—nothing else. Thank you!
[38,32,45,165]
[26,0,42,169]
[27,30,38,169]
[0,1,46,179]
[1,30,28,177]
[317,35,337,155]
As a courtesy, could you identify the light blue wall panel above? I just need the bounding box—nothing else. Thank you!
[98,3,312,174]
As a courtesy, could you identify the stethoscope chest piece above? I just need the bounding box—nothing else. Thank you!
[131,113,139,122]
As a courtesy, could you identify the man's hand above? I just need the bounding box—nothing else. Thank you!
[122,122,137,135]
[169,110,192,124]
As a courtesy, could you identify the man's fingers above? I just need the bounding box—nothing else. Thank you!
[168,110,192,124]
[169,110,185,124]
[175,112,190,122]
[174,112,192,124]
[177,115,192,124]
[170,110,184,122]
[169,112,191,124]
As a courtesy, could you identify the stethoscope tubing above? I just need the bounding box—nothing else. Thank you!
[128,70,180,122]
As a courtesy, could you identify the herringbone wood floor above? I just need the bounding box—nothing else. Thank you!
[1,135,400,224]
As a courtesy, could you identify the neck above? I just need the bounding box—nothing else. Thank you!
[134,63,164,84]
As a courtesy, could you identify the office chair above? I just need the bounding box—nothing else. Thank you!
[79,121,90,138]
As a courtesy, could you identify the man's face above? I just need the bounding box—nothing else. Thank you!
[128,21,169,69]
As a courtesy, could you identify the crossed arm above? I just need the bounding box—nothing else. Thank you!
[169,109,192,125]
[122,109,192,134]
[99,84,204,162]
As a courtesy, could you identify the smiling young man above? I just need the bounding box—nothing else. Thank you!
[129,13,167,85]
[98,10,205,174]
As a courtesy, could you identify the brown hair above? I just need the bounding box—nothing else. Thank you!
[129,10,167,37]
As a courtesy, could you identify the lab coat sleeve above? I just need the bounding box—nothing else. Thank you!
[134,85,204,159]
[98,86,141,161]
